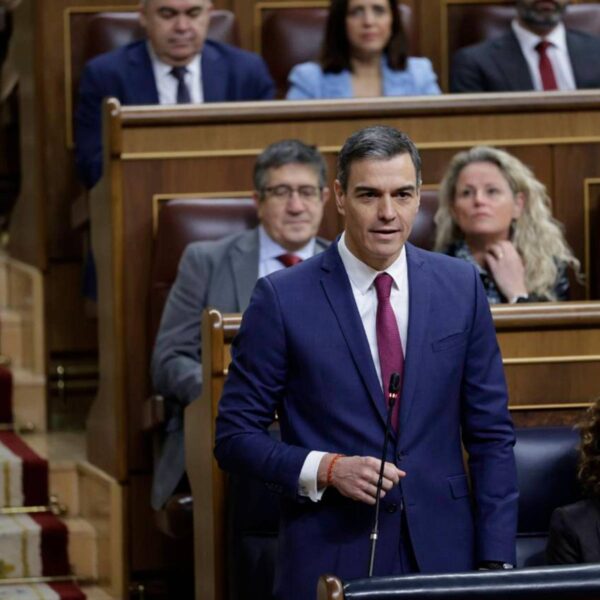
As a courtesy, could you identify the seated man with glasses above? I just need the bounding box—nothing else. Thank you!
[150,138,330,510]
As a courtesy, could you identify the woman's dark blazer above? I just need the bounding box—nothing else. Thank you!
[546,499,600,564]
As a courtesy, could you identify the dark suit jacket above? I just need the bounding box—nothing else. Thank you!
[547,499,600,564]
[214,241,518,600]
[150,229,328,510]
[451,29,600,93]
[74,39,275,188]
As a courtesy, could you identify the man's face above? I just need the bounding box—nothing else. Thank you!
[516,0,568,31]
[256,163,329,252]
[140,0,212,66]
[335,154,420,271]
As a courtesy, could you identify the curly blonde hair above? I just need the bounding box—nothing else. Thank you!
[578,398,600,501]
[434,146,580,300]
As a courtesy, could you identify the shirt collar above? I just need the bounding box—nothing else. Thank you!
[337,232,407,295]
[511,18,567,52]
[146,41,202,80]
[258,225,316,262]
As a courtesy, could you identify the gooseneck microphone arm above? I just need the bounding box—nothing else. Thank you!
[368,372,400,578]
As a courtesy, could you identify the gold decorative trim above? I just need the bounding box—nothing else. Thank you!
[510,402,591,412]
[503,354,600,366]
[152,191,254,236]
[583,178,600,299]
[440,0,514,91]
[120,135,600,161]
[253,1,329,54]
[63,5,139,148]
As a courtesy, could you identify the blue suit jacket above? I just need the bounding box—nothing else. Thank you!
[215,242,518,600]
[286,56,441,99]
[451,29,600,93]
[75,39,275,188]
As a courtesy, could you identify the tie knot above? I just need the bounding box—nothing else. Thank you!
[374,272,393,300]
[170,66,188,82]
[277,254,302,268]
[535,40,553,54]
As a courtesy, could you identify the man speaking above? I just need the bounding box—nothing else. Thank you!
[214,126,518,600]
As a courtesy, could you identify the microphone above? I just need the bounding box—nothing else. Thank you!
[368,372,401,578]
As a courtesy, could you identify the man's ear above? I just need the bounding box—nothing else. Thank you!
[138,2,148,29]
[321,186,331,205]
[333,180,345,215]
[253,191,262,213]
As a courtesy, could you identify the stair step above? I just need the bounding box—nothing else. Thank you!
[0,307,23,368]
[12,368,46,433]
[66,517,97,580]
[82,585,117,600]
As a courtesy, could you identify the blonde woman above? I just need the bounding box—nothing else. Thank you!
[435,146,580,304]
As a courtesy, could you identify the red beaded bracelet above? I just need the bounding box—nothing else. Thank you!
[326,453,344,486]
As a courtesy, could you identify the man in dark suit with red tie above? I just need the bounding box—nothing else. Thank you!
[75,0,274,188]
[215,126,519,600]
[451,0,600,93]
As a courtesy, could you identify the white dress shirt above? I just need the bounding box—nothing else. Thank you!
[298,234,409,501]
[511,20,576,91]
[147,42,204,104]
[258,226,316,277]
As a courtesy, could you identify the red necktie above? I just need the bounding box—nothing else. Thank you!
[535,40,558,91]
[277,254,302,268]
[374,273,404,431]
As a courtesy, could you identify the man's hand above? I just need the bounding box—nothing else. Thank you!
[317,454,405,505]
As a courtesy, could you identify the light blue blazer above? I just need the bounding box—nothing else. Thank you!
[286,56,441,99]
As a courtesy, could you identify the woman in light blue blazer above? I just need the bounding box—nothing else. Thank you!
[286,0,441,100]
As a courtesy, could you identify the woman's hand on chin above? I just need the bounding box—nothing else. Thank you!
[485,240,528,301]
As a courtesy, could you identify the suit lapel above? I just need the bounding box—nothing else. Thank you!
[398,244,430,431]
[229,230,260,309]
[127,42,160,104]
[566,31,586,88]
[320,243,388,426]
[202,43,227,102]
[492,33,534,90]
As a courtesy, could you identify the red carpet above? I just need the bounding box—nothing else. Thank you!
[0,365,12,424]
[0,364,87,598]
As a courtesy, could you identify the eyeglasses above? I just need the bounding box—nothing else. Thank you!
[263,185,322,203]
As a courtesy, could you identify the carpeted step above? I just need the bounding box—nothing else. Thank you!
[0,431,48,507]
[0,582,85,599]
[0,365,12,424]
[0,513,70,578]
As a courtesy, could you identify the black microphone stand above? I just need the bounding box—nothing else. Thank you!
[368,372,400,577]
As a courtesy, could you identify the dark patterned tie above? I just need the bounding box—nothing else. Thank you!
[535,40,558,91]
[276,254,302,268]
[374,273,404,431]
[170,66,192,103]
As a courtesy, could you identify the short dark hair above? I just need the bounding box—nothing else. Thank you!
[321,0,408,73]
[336,125,421,191]
[253,139,328,197]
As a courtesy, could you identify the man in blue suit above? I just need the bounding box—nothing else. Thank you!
[75,0,274,188]
[214,126,518,600]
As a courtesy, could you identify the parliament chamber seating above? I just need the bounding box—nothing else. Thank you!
[260,3,415,98]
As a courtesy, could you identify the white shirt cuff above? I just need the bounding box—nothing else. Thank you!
[298,451,328,502]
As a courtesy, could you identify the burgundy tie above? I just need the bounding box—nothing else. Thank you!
[535,40,558,91]
[277,254,302,268]
[374,273,404,431]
